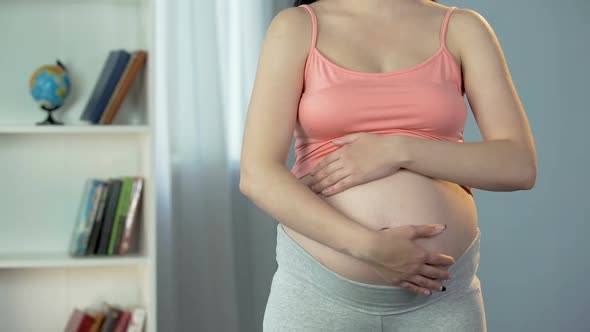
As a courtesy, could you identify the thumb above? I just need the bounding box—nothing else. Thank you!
[410,224,447,239]
[331,133,360,146]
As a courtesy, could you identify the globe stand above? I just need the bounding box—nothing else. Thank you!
[37,105,63,125]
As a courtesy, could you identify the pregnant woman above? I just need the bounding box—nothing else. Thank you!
[240,0,537,331]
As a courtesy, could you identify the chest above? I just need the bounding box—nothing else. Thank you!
[297,72,467,140]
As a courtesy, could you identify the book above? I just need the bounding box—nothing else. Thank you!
[112,310,132,332]
[88,312,105,332]
[108,177,134,255]
[100,51,148,124]
[64,308,95,332]
[125,307,146,332]
[97,179,122,255]
[99,306,121,332]
[118,177,144,255]
[80,181,107,255]
[81,50,131,124]
[86,180,111,255]
[69,180,102,256]
[80,52,119,121]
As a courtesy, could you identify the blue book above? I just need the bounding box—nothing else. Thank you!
[69,179,103,256]
[81,50,131,124]
[80,51,119,121]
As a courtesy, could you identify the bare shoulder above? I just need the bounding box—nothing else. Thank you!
[267,7,312,42]
[259,6,314,63]
[452,8,495,34]
[447,8,500,53]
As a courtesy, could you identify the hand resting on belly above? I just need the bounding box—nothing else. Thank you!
[283,169,479,294]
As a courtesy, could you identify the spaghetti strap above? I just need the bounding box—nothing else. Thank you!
[440,6,457,49]
[299,4,318,48]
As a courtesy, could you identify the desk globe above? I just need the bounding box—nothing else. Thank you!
[29,60,71,125]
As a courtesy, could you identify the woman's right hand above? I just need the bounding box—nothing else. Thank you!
[360,224,456,296]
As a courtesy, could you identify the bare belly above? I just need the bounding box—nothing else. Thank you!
[284,169,479,285]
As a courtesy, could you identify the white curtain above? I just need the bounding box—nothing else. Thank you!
[156,0,293,331]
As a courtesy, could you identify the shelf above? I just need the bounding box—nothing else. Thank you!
[3,0,145,4]
[0,125,150,135]
[0,253,150,269]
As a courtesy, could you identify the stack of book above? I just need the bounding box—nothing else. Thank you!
[80,49,148,125]
[64,303,145,332]
[70,177,144,256]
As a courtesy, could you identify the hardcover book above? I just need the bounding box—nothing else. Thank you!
[81,50,131,124]
[100,51,148,124]
[96,179,122,255]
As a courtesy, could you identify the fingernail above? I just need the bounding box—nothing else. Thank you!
[441,286,446,292]
[435,224,446,231]
[423,290,431,296]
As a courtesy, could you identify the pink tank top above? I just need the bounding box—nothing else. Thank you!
[291,5,472,196]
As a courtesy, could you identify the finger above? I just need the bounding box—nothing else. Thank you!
[321,174,353,196]
[310,162,344,191]
[407,224,447,239]
[310,152,341,177]
[312,168,349,193]
[407,274,445,292]
[425,252,456,267]
[399,281,433,296]
[418,264,452,280]
[308,159,342,188]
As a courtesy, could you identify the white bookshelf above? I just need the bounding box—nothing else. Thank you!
[0,0,158,331]
[0,125,150,134]
[0,254,149,269]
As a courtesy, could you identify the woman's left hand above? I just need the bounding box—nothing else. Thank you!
[307,132,408,196]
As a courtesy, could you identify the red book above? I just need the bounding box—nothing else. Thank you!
[64,309,95,332]
[113,310,132,332]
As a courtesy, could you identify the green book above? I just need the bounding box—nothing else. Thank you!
[108,177,135,255]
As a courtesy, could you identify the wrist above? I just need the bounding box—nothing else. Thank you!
[387,135,413,169]
[349,227,380,262]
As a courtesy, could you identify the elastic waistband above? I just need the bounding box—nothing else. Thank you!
[275,223,481,315]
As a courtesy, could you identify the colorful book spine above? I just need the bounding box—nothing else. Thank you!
[80,181,107,255]
[70,180,101,256]
[125,307,146,332]
[64,308,95,332]
[80,52,119,121]
[64,305,145,332]
[100,50,148,124]
[112,310,131,332]
[96,180,122,255]
[81,50,132,124]
[88,312,105,332]
[118,177,144,255]
[86,180,111,255]
[99,306,121,332]
[108,177,134,255]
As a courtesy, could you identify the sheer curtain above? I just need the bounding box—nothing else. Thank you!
[157,0,292,331]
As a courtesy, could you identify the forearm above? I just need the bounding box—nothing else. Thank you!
[398,137,537,191]
[240,163,375,259]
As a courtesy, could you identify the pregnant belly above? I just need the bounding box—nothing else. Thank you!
[283,169,479,286]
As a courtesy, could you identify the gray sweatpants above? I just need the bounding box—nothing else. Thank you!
[263,224,487,332]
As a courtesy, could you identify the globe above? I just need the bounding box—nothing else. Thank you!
[29,60,71,125]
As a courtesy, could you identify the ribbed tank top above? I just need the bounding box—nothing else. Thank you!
[291,5,472,196]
